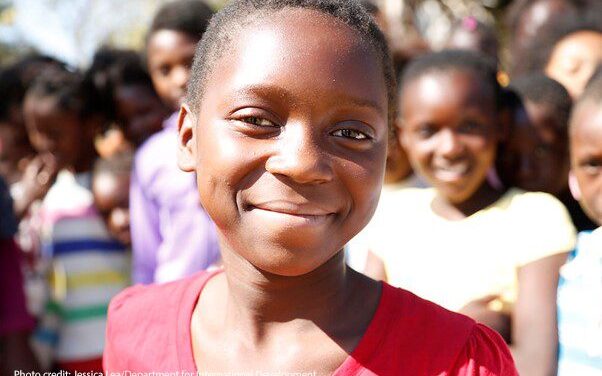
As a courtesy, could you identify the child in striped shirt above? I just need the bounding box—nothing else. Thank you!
[23,65,129,371]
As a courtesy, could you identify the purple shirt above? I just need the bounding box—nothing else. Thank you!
[130,113,220,284]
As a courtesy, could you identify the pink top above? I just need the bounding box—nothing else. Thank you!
[0,239,36,335]
[104,271,518,375]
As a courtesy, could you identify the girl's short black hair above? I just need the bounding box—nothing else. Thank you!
[187,0,396,128]
[399,50,501,113]
[87,48,155,123]
[509,73,572,135]
[26,65,103,120]
[148,0,214,41]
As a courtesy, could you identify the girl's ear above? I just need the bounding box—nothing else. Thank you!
[177,104,196,172]
[568,170,582,201]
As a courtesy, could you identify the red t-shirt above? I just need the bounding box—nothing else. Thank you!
[104,271,518,375]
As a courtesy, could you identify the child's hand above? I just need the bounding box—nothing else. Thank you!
[14,154,58,218]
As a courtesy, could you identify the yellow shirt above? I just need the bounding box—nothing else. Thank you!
[359,188,576,312]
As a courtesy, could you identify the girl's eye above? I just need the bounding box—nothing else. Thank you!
[241,116,278,128]
[582,159,602,173]
[332,129,369,140]
[416,125,436,138]
[458,121,483,134]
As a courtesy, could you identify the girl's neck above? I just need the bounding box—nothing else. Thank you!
[209,246,377,346]
[432,181,504,220]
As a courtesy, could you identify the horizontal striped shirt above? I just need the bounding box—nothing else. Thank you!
[34,170,130,363]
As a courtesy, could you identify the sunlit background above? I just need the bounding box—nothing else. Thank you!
[0,0,511,68]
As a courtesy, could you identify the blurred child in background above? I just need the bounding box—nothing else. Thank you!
[0,175,38,373]
[22,66,129,371]
[361,50,575,376]
[515,13,602,99]
[504,0,597,69]
[557,70,602,375]
[130,0,220,284]
[497,73,597,231]
[88,48,168,150]
[92,151,133,248]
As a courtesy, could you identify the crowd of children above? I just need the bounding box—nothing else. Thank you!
[0,0,601,374]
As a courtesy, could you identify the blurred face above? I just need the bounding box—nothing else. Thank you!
[93,171,131,246]
[400,70,499,204]
[178,9,388,277]
[545,31,602,99]
[515,0,573,52]
[115,84,168,146]
[147,30,197,111]
[498,101,569,194]
[570,103,602,224]
[23,96,83,171]
[0,110,34,184]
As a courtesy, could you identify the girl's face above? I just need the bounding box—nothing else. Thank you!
[23,96,84,171]
[570,103,602,224]
[400,70,500,204]
[545,31,602,99]
[178,9,388,277]
[93,171,131,246]
[115,84,168,146]
[499,101,569,195]
[147,30,197,111]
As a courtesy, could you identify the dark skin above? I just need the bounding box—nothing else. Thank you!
[146,30,197,112]
[399,71,503,219]
[570,102,602,224]
[23,96,98,174]
[114,84,168,147]
[93,171,131,246]
[177,9,388,374]
[498,100,569,196]
[18,97,99,217]
[545,31,602,99]
[0,107,35,185]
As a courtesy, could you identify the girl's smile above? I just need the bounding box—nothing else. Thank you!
[400,70,500,205]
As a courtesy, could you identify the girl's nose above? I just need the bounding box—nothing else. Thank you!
[265,124,334,185]
[438,129,464,158]
[173,65,190,90]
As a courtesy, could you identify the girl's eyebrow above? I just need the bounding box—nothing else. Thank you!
[231,84,385,113]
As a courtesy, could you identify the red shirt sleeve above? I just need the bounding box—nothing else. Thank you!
[448,323,518,376]
[103,284,145,372]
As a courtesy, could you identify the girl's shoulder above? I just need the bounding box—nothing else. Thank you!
[355,283,517,375]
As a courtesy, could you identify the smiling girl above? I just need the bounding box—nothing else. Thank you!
[104,2,516,374]
[362,50,575,375]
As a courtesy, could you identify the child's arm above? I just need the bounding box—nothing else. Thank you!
[511,252,568,376]
[129,167,161,284]
[12,154,57,219]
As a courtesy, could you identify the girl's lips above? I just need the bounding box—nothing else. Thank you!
[247,201,336,225]
[250,201,335,216]
[432,161,471,182]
